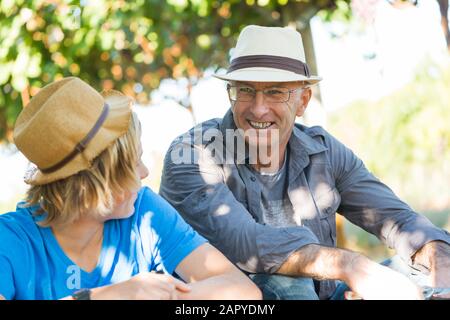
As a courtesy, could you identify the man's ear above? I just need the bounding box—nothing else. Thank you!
[295,87,312,117]
[228,81,236,112]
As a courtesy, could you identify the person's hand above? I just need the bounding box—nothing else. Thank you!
[92,271,191,300]
[430,260,450,300]
[344,255,423,300]
[417,241,450,299]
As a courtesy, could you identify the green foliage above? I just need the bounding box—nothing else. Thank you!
[329,65,450,211]
[0,0,350,141]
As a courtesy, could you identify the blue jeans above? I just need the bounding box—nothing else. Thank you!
[249,274,320,300]
[249,255,430,300]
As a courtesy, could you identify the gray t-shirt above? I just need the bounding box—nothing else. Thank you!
[247,152,297,228]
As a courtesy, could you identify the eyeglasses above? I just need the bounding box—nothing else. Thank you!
[227,84,304,103]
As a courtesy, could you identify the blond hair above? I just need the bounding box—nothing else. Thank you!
[25,112,141,227]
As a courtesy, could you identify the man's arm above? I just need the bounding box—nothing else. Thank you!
[324,131,450,264]
[277,244,423,300]
[175,243,262,299]
[276,244,352,280]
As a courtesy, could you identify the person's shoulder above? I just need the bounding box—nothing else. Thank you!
[295,123,342,147]
[0,203,37,229]
[129,187,185,237]
[296,123,330,138]
[134,186,176,219]
[134,186,157,207]
[0,204,40,251]
[295,123,335,146]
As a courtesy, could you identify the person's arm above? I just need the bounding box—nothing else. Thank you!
[174,243,261,299]
[74,243,261,300]
[58,272,191,300]
[62,243,262,300]
[324,131,450,264]
[277,244,423,300]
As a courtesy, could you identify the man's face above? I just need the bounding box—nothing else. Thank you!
[229,81,311,150]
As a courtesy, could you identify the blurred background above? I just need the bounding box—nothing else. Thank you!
[0,0,449,261]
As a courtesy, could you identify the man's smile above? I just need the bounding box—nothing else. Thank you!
[247,120,275,129]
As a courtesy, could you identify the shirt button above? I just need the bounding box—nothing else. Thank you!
[250,176,256,182]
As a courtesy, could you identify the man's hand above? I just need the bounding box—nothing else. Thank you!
[277,244,423,299]
[91,272,191,300]
[343,255,423,300]
[413,240,450,299]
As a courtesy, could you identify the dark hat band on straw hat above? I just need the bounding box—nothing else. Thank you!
[227,55,310,77]
[40,103,110,174]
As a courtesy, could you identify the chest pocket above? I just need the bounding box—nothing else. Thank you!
[315,187,341,244]
[224,166,248,206]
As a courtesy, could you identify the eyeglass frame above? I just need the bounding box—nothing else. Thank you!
[226,83,306,103]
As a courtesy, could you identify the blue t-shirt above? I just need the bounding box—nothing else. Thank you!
[0,187,207,300]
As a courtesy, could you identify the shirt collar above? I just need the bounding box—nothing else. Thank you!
[288,124,328,180]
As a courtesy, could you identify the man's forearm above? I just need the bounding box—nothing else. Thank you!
[277,244,424,299]
[276,244,360,282]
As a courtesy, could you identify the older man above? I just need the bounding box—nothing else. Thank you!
[159,25,450,300]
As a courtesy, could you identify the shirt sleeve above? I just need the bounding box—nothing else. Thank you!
[0,219,17,300]
[0,255,14,300]
[137,187,208,275]
[159,139,320,274]
[325,132,450,263]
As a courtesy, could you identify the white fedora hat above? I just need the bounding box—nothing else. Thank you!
[214,25,322,84]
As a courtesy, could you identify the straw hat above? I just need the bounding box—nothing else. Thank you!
[214,25,322,84]
[13,77,133,185]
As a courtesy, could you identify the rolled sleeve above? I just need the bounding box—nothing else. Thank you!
[160,141,319,273]
[325,132,450,262]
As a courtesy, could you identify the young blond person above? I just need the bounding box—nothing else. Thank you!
[0,77,261,300]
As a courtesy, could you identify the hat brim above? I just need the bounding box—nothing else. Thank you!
[213,67,322,85]
[26,91,133,185]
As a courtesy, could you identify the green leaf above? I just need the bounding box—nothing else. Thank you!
[0,0,356,141]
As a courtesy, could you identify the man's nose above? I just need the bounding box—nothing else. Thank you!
[250,91,269,118]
